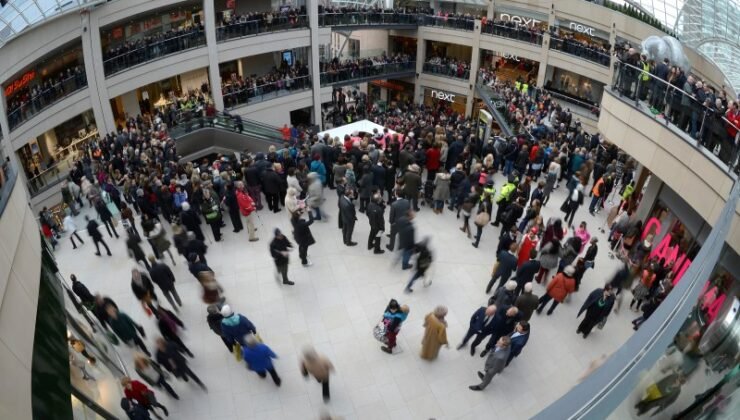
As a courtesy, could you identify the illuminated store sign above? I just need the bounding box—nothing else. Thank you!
[431,90,456,102]
[5,70,36,97]
[493,51,520,62]
[569,22,596,36]
[641,217,693,285]
[499,13,542,28]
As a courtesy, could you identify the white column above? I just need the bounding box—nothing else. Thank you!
[308,0,322,126]
[466,20,482,117]
[413,35,425,105]
[83,10,115,134]
[0,88,9,141]
[634,174,661,222]
[488,0,495,19]
[203,0,224,111]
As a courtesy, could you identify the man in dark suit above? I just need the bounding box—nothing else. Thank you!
[457,305,497,356]
[366,193,385,254]
[386,189,410,251]
[86,215,112,256]
[507,321,530,366]
[469,336,511,391]
[486,242,518,294]
[179,202,205,241]
[395,213,415,270]
[338,188,357,246]
[480,306,521,358]
[402,164,422,212]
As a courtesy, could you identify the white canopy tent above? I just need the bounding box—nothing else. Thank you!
[318,120,397,140]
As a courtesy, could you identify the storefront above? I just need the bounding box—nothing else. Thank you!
[369,79,415,111]
[110,68,210,124]
[544,65,605,106]
[425,40,472,63]
[389,36,417,56]
[100,1,204,52]
[493,7,548,30]
[16,110,98,194]
[552,18,610,47]
[480,49,539,84]
[421,87,466,115]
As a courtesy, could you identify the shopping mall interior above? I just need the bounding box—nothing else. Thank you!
[0,0,738,419]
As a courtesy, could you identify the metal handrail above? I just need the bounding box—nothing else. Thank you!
[319,61,416,84]
[222,75,312,108]
[216,14,309,41]
[422,62,471,81]
[319,11,421,26]
[7,72,88,130]
[612,58,740,172]
[549,35,611,66]
[481,21,545,45]
[102,29,206,75]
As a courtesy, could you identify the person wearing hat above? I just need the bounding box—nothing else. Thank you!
[242,334,281,386]
[270,228,294,285]
[179,201,205,241]
[536,265,577,316]
[206,304,231,351]
[219,305,257,348]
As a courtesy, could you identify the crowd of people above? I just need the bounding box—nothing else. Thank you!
[222,61,311,109]
[6,64,88,129]
[319,53,414,84]
[217,6,308,40]
[481,18,546,45]
[424,56,471,80]
[615,48,740,170]
[46,54,697,417]
[549,29,612,66]
[102,24,206,76]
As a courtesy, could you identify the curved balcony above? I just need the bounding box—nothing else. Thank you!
[422,62,470,81]
[319,61,416,87]
[599,61,740,253]
[222,76,312,110]
[548,36,611,67]
[216,15,309,42]
[319,11,420,29]
[102,29,206,77]
[481,22,544,46]
[7,73,88,132]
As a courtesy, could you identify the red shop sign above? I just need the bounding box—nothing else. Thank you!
[226,0,236,9]
[5,70,36,97]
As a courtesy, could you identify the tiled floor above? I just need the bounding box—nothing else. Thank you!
[55,172,637,419]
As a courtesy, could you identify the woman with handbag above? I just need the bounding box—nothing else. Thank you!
[134,354,179,400]
[471,190,493,248]
[121,376,169,418]
[200,187,223,242]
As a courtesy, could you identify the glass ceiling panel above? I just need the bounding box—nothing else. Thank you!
[0,0,109,49]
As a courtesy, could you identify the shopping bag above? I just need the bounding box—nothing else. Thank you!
[373,320,388,344]
[560,199,571,213]
[233,342,243,362]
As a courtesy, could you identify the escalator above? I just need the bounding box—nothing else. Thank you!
[475,83,515,138]
[168,111,285,162]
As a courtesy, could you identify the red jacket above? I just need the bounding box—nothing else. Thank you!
[425,148,441,171]
[726,109,740,138]
[236,189,256,216]
[547,273,576,302]
[124,380,151,406]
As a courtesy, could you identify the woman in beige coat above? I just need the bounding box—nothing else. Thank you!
[420,305,449,360]
[300,346,334,401]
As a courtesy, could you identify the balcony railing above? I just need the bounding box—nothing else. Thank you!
[481,22,544,46]
[319,61,415,86]
[319,11,419,27]
[167,109,284,143]
[0,160,17,218]
[25,131,99,198]
[612,60,740,173]
[216,15,308,42]
[549,36,611,67]
[422,62,470,81]
[7,73,88,131]
[222,75,312,109]
[419,15,475,31]
[103,29,207,77]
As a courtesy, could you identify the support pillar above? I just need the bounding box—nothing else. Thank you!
[0,86,9,141]
[413,37,425,106]
[203,0,224,111]
[308,0,322,126]
[82,10,115,134]
[634,174,662,222]
[466,20,482,118]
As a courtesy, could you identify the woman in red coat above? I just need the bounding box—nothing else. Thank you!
[121,376,168,417]
[425,143,441,182]
[517,227,539,267]
[536,265,576,315]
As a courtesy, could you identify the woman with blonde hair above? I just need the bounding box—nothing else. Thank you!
[133,353,179,399]
[420,305,449,360]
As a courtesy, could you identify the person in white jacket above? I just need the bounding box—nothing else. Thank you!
[63,213,85,249]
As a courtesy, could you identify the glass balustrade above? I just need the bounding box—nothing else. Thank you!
[481,22,544,45]
[422,62,470,81]
[102,29,207,77]
[167,109,284,143]
[549,36,612,67]
[319,61,415,86]
[419,15,476,31]
[7,73,88,131]
[217,15,308,42]
[319,12,419,27]
[222,76,312,109]
[612,60,740,173]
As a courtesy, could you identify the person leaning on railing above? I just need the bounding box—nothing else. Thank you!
[218,6,307,39]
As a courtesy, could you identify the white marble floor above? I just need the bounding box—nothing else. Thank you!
[54,172,637,420]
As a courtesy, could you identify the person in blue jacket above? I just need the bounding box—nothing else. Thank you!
[242,334,281,386]
[309,154,327,185]
[506,321,530,366]
[220,305,257,347]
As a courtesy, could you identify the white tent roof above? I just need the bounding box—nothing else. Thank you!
[318,120,396,140]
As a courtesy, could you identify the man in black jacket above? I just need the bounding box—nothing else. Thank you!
[480,306,521,357]
[147,256,181,311]
[338,188,357,246]
[291,210,315,266]
[179,202,205,241]
[155,337,206,390]
[366,193,385,254]
[269,229,294,285]
[71,274,95,308]
[457,304,497,356]
[386,189,410,251]
[86,215,112,256]
[261,164,283,213]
